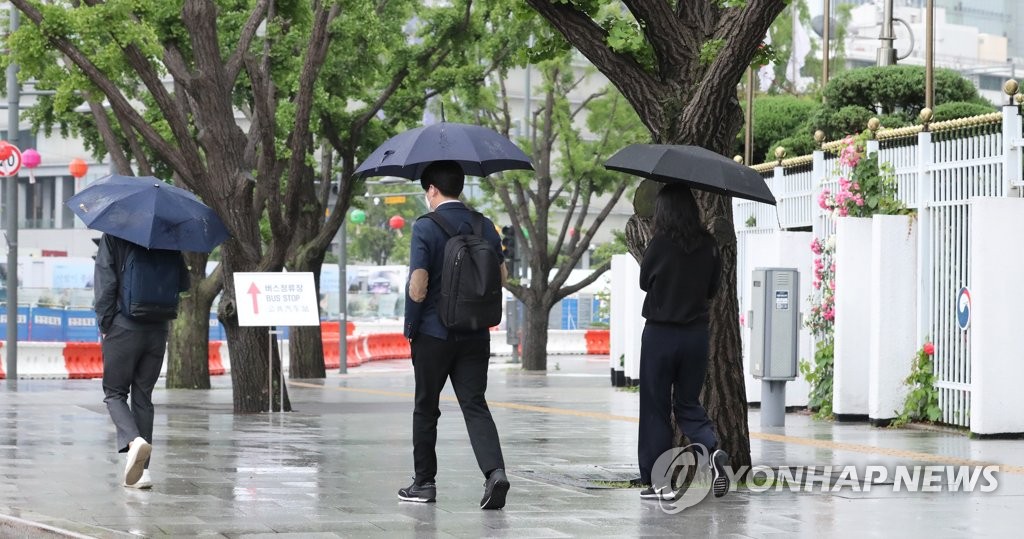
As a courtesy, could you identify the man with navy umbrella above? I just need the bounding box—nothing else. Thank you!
[67,174,229,489]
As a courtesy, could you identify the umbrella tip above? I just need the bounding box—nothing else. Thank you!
[78,203,87,212]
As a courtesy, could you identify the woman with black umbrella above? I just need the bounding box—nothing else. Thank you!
[637,183,730,500]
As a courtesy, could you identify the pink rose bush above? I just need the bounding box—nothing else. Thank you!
[806,234,836,337]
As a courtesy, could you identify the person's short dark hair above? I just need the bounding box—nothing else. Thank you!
[419,160,464,198]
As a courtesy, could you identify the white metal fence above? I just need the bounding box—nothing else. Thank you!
[735,108,1022,428]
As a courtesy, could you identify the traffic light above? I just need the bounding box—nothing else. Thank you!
[500,225,516,261]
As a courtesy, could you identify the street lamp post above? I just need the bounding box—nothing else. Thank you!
[337,214,347,374]
[5,8,20,381]
[925,0,935,110]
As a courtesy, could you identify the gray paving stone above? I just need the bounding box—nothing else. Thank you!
[1,355,1021,536]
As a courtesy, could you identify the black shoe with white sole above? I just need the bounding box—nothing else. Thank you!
[398,480,436,503]
[639,485,677,500]
[711,449,730,498]
[480,469,510,509]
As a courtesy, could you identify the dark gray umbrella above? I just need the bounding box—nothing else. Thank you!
[66,174,229,252]
[355,122,533,180]
[604,144,776,205]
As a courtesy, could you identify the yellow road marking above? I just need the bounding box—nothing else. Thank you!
[289,381,1024,474]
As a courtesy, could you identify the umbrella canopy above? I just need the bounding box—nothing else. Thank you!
[66,174,230,252]
[604,144,776,205]
[354,122,533,180]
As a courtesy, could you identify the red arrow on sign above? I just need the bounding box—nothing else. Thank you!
[248,282,260,314]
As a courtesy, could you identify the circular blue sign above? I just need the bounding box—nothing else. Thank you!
[956,287,971,331]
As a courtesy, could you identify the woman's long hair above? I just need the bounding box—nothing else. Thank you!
[652,183,712,253]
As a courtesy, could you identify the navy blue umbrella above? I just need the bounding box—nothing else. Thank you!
[354,122,533,180]
[66,174,230,252]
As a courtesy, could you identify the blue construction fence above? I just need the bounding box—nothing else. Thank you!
[0,307,232,342]
[548,295,609,330]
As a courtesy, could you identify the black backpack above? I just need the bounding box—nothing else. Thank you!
[420,211,503,331]
[118,242,184,322]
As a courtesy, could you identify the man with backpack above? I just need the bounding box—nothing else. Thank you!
[94,233,189,489]
[398,160,510,510]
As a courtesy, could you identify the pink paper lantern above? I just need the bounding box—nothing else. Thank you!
[22,148,41,169]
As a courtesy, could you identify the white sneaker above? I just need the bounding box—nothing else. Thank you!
[123,437,151,487]
[125,469,153,489]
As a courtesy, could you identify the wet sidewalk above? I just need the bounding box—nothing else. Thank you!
[0,355,1020,538]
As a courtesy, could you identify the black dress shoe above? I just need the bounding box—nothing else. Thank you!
[480,469,510,509]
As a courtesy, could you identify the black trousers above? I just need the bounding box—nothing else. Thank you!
[638,321,718,485]
[412,334,504,484]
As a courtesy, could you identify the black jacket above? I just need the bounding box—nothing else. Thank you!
[94,234,189,334]
[639,233,721,326]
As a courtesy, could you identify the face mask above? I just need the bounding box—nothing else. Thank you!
[424,193,432,212]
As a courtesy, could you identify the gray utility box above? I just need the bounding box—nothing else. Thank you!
[749,268,799,381]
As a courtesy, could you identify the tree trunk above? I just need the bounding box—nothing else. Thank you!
[521,299,552,371]
[167,253,221,389]
[220,242,291,413]
[287,261,326,379]
[700,196,751,469]
[167,292,212,389]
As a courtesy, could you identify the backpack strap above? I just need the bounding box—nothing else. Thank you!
[419,211,486,237]
[419,212,459,238]
[470,212,484,237]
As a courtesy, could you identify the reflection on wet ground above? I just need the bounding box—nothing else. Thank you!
[1,355,1021,537]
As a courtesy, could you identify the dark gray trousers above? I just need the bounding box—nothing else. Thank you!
[101,323,168,466]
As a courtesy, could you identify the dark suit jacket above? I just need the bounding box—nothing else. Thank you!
[94,234,190,334]
[404,201,503,341]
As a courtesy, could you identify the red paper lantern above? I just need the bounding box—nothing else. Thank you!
[389,215,405,230]
[69,158,88,179]
[0,141,12,161]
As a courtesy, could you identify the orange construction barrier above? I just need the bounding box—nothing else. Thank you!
[322,336,340,370]
[208,341,225,376]
[365,333,387,360]
[346,335,365,367]
[585,329,610,355]
[389,333,411,360]
[320,321,339,342]
[63,342,103,379]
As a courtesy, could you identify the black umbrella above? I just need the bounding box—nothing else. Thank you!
[66,174,230,253]
[604,144,776,205]
[354,122,533,180]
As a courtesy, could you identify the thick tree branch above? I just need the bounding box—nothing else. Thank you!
[227,0,272,81]
[525,0,663,133]
[678,0,786,143]
[622,0,694,77]
[283,3,342,223]
[549,179,627,291]
[9,0,195,183]
[86,98,132,175]
[549,178,581,265]
[555,259,610,301]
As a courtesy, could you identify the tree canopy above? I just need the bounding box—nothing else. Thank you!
[4,0,518,410]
